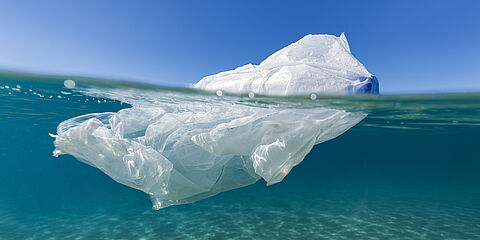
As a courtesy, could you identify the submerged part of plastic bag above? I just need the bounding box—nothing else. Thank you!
[52,89,365,209]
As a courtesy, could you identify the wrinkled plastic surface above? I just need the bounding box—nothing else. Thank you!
[194,33,379,95]
[52,89,366,209]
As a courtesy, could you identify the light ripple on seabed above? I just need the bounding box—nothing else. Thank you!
[0,189,479,240]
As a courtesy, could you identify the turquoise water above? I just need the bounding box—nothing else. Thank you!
[1,73,480,239]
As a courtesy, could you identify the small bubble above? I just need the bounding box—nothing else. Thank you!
[64,79,76,89]
[310,93,317,100]
[5,85,10,89]
[216,90,223,97]
[33,92,37,95]
[452,120,459,124]
[49,96,53,99]
[29,89,33,92]
[8,92,12,95]
[248,92,255,98]
[400,122,405,125]
[97,100,101,103]
[57,95,62,99]
[16,85,21,89]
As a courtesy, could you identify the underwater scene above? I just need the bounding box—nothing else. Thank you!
[1,72,480,239]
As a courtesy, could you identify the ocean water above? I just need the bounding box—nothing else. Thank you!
[1,73,479,239]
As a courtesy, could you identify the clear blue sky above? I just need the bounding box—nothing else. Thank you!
[0,0,479,93]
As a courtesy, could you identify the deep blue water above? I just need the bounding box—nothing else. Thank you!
[1,73,479,239]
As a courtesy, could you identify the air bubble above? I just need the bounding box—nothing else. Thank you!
[64,79,76,89]
[248,92,255,98]
[310,93,317,100]
[216,90,223,97]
